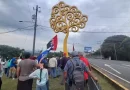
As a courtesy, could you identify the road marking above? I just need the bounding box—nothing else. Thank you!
[122,64,130,67]
[104,64,121,74]
[92,63,130,84]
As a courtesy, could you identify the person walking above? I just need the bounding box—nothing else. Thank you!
[79,52,92,89]
[29,62,48,90]
[64,51,97,90]
[57,57,61,77]
[49,55,57,78]
[4,60,8,75]
[17,52,39,90]
[60,53,68,85]
[9,57,17,80]
[7,59,11,77]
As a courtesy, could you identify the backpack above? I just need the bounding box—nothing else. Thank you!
[70,59,84,84]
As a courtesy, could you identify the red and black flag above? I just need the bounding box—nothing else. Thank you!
[47,35,58,51]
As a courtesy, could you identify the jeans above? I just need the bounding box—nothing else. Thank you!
[4,68,8,75]
[6,67,10,77]
[36,85,47,90]
[50,67,56,78]
[56,67,61,76]
[46,80,49,90]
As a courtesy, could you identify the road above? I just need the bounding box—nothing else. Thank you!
[89,59,130,88]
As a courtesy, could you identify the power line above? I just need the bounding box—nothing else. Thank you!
[0,26,33,34]
[77,31,130,34]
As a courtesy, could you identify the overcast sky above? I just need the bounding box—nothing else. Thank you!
[0,0,130,52]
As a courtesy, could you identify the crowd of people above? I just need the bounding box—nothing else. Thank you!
[0,51,98,90]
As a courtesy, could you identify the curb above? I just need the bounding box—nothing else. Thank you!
[92,65,129,90]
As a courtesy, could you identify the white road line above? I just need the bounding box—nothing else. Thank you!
[92,63,130,84]
[104,64,121,74]
[122,64,130,67]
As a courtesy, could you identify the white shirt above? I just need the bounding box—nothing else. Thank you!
[17,59,22,65]
[49,57,57,68]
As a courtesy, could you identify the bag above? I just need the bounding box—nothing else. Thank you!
[70,59,84,84]
[7,60,11,67]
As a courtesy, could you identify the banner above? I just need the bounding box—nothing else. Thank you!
[47,35,58,51]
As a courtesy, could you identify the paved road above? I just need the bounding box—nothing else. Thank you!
[89,59,130,87]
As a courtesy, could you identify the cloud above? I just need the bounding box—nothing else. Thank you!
[0,0,130,52]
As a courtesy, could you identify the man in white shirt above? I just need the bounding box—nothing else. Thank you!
[49,55,57,78]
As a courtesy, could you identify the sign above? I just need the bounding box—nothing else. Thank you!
[84,47,92,53]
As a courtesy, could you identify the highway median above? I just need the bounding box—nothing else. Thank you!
[91,64,129,90]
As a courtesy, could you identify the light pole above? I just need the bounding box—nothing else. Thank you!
[97,41,102,59]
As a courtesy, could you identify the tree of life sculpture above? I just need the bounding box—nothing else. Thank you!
[50,1,88,57]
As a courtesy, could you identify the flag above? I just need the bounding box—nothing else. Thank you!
[73,43,75,51]
[37,47,52,63]
[47,35,58,51]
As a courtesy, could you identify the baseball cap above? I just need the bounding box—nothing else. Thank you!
[71,51,79,57]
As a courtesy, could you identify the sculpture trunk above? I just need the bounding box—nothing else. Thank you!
[63,31,69,57]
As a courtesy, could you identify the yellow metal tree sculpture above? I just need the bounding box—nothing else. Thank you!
[50,1,88,57]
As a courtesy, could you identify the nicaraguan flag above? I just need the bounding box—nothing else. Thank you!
[37,47,52,63]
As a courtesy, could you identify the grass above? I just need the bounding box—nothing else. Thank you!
[1,76,64,90]
[1,70,117,90]
[92,70,117,90]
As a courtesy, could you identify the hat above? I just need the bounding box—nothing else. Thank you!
[71,51,79,57]
[63,53,66,57]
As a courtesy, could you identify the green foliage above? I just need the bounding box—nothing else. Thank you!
[0,45,23,60]
[47,52,63,58]
[101,35,130,61]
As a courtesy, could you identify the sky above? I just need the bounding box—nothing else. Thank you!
[0,0,130,52]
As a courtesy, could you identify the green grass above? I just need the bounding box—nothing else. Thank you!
[1,71,117,90]
[92,70,117,90]
[1,76,64,90]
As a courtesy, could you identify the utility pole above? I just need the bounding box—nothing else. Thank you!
[114,44,117,60]
[100,45,102,59]
[97,41,102,59]
[32,5,40,56]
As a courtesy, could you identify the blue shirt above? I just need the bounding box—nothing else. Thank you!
[64,57,89,80]
[10,58,16,67]
[29,69,48,86]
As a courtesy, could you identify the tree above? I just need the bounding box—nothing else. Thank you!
[101,35,130,61]
[50,1,88,57]
[0,45,23,60]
